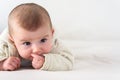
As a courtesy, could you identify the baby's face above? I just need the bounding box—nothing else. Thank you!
[10,24,54,60]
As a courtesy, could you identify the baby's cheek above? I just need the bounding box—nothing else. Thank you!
[19,50,30,59]
[44,44,52,53]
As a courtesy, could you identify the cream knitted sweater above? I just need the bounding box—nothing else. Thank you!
[0,28,74,71]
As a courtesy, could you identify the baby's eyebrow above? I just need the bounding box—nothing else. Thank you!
[20,34,49,42]
[20,39,29,42]
[19,37,33,42]
[42,34,49,38]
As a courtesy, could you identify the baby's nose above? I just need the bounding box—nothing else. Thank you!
[32,44,42,54]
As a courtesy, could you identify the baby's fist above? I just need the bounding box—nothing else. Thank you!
[31,54,45,69]
[3,57,21,71]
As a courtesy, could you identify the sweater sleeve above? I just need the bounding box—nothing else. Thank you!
[41,39,74,71]
[0,28,18,61]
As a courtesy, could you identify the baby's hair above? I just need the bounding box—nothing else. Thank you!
[8,3,52,34]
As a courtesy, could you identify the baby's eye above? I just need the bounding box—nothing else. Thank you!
[23,42,31,46]
[40,38,47,43]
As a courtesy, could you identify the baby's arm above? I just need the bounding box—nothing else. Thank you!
[0,61,4,70]
[41,39,74,71]
[0,28,21,71]
[41,53,73,71]
[0,57,21,71]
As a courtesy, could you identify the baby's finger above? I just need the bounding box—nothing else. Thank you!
[15,57,21,67]
[32,59,43,69]
[10,62,18,69]
[6,65,15,71]
[11,58,20,69]
[6,62,17,71]
[31,54,40,58]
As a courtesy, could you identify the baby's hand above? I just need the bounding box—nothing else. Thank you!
[31,54,45,69]
[3,57,21,71]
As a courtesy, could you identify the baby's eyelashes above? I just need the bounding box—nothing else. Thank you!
[40,38,47,43]
[23,42,31,46]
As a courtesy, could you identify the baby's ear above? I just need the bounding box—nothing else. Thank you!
[8,34,14,42]
[51,28,54,35]
[52,28,54,36]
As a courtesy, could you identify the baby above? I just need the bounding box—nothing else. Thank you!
[0,3,73,71]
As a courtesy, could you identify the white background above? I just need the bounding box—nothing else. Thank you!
[0,0,120,41]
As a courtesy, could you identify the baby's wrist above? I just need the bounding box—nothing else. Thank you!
[0,60,5,71]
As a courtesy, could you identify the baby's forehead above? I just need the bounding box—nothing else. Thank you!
[12,26,52,41]
[10,18,51,30]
